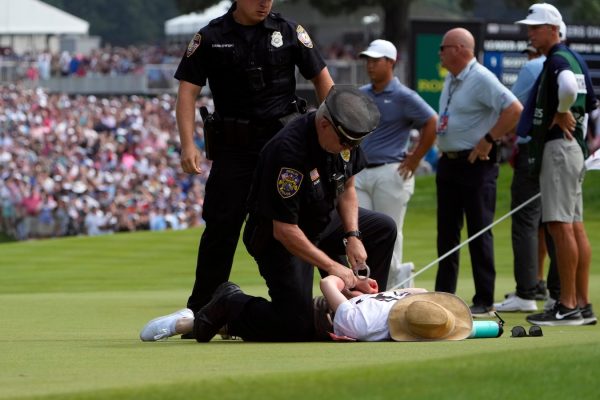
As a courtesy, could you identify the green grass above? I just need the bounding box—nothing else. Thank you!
[1,165,599,400]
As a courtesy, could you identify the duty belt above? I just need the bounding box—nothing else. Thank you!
[443,149,472,160]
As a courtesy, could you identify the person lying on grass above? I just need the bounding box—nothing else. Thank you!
[319,275,472,341]
[140,276,472,342]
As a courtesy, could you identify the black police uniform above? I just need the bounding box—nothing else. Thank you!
[174,2,327,313]
[215,112,397,342]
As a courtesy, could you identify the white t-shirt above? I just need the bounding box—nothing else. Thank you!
[333,290,414,341]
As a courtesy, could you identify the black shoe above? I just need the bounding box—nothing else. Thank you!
[534,280,548,301]
[581,304,598,325]
[526,302,583,326]
[193,282,242,342]
[180,332,195,340]
[469,304,495,318]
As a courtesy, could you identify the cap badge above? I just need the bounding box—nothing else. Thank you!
[277,167,304,198]
[296,25,313,48]
[271,31,283,48]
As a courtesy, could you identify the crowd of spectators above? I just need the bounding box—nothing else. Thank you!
[1,44,183,81]
[1,42,366,82]
[0,84,212,240]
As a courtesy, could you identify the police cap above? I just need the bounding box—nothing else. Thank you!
[324,85,380,146]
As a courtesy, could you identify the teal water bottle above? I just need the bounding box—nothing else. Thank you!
[468,320,504,338]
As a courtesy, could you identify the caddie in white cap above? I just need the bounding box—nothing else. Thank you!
[513,3,598,327]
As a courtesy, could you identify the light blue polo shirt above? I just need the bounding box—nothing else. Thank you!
[437,59,517,152]
[359,77,436,164]
[511,56,544,144]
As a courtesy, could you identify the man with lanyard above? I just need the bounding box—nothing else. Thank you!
[141,86,397,342]
[140,0,334,338]
[434,28,522,318]
[515,3,596,326]
[355,39,438,289]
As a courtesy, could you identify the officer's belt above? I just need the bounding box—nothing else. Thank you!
[220,117,280,144]
[443,149,472,160]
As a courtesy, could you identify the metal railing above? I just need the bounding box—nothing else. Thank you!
[1,60,369,95]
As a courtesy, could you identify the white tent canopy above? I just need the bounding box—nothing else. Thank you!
[0,0,89,35]
[165,0,231,36]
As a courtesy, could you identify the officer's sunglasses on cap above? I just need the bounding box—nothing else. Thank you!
[324,106,367,148]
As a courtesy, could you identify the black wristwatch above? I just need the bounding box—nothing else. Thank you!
[343,230,362,240]
[484,133,495,143]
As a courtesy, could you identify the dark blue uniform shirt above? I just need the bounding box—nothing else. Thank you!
[174,2,326,122]
[248,112,366,241]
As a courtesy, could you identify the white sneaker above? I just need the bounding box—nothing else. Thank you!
[387,262,415,290]
[493,295,537,312]
[140,308,194,342]
[544,297,557,312]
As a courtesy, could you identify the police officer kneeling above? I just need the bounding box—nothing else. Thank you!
[191,86,397,342]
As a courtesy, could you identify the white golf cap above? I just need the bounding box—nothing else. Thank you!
[516,3,562,26]
[360,39,397,61]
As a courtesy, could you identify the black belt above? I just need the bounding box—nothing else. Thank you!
[443,149,472,160]
[366,163,385,169]
[365,157,405,169]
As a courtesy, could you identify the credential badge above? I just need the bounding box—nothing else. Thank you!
[277,167,304,198]
[271,31,283,48]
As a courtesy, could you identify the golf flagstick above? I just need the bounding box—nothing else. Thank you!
[390,192,541,290]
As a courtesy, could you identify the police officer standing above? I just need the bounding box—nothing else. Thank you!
[189,85,397,342]
[142,0,334,330]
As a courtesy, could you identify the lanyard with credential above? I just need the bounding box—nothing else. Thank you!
[437,62,475,136]
[437,79,459,136]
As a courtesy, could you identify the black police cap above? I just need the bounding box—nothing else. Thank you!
[324,85,381,141]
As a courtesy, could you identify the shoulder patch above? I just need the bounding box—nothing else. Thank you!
[277,167,303,198]
[186,33,201,57]
[296,25,313,49]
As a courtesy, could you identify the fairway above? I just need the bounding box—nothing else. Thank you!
[1,166,600,399]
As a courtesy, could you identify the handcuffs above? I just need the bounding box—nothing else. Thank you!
[342,237,370,280]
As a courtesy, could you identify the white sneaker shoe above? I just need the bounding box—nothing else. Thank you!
[140,308,194,342]
[387,262,415,290]
[493,295,537,312]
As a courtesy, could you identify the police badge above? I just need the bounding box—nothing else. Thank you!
[271,31,283,48]
[277,167,303,198]
[340,149,351,162]
[296,25,313,48]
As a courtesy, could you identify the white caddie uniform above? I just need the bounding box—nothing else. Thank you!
[333,290,414,341]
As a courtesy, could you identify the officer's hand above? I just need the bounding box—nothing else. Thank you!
[399,155,418,180]
[180,145,203,174]
[344,236,368,270]
[551,111,576,141]
[331,263,357,290]
[468,140,492,164]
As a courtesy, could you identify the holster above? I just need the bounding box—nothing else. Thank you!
[200,106,219,160]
